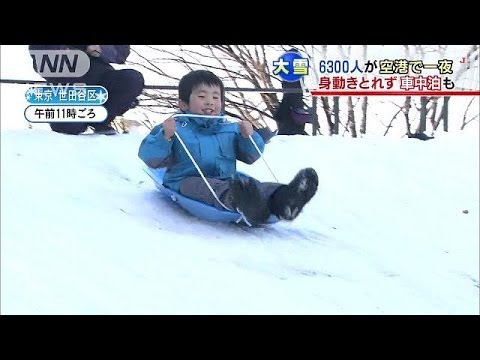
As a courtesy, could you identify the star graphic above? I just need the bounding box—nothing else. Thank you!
[25,88,36,101]
[95,90,108,103]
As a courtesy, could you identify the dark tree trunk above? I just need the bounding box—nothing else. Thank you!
[416,96,429,133]
[333,96,340,135]
[311,96,321,135]
[360,96,367,135]
[320,96,334,136]
[433,96,451,132]
[347,96,357,138]
[443,97,450,132]
[403,96,413,136]
[429,97,439,129]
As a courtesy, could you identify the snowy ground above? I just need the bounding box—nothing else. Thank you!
[1,44,478,314]
[1,128,478,314]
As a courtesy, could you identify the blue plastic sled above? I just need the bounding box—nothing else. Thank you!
[143,167,280,226]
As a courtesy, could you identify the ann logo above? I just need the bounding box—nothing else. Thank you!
[29,49,90,78]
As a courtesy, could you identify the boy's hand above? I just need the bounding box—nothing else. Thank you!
[239,120,254,138]
[163,117,176,141]
[86,45,102,57]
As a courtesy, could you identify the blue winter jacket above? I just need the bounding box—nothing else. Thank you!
[138,114,265,192]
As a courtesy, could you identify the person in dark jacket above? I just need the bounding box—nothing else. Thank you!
[274,78,310,136]
[138,70,318,225]
[272,47,312,136]
[28,45,144,135]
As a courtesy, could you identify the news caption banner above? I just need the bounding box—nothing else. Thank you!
[273,51,480,97]
[24,85,108,123]
[25,48,108,123]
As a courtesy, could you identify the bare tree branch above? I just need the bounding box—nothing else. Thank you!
[460,97,480,130]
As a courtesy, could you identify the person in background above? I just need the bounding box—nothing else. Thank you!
[29,45,144,135]
[273,48,313,136]
[274,78,312,136]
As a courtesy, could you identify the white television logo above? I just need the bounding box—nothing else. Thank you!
[29,50,90,78]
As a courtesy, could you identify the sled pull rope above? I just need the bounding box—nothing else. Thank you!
[235,208,252,227]
[247,135,279,182]
[175,114,280,182]
[170,113,278,221]
[173,130,232,212]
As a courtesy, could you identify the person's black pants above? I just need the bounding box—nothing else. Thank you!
[46,59,144,134]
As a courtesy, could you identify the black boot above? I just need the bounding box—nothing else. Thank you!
[269,168,318,220]
[92,123,118,135]
[228,177,270,225]
[50,123,88,135]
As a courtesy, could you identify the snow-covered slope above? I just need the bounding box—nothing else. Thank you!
[1,129,478,314]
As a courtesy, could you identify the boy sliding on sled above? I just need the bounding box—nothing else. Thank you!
[138,70,318,225]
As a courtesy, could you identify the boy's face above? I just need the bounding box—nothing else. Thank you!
[179,83,222,116]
